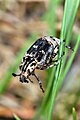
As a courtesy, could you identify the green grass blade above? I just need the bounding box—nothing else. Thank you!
[58,35,80,88]
[60,0,80,83]
[45,0,80,119]
[47,34,80,120]
[13,114,21,120]
[61,0,80,40]
[72,108,77,120]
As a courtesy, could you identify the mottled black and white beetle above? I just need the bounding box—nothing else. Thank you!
[12,36,73,93]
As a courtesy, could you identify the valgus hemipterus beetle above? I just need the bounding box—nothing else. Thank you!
[12,36,74,93]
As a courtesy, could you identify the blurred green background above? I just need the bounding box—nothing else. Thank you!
[0,0,80,120]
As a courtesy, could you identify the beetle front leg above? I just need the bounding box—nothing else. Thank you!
[46,51,65,69]
[32,73,44,93]
[53,51,65,63]
[46,61,59,69]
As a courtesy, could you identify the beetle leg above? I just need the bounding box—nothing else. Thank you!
[32,73,44,93]
[12,73,21,77]
[27,76,33,83]
[63,39,74,52]
[46,51,65,69]
[53,51,65,63]
[45,61,59,69]
[19,75,29,83]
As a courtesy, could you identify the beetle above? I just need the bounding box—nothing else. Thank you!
[12,36,73,93]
